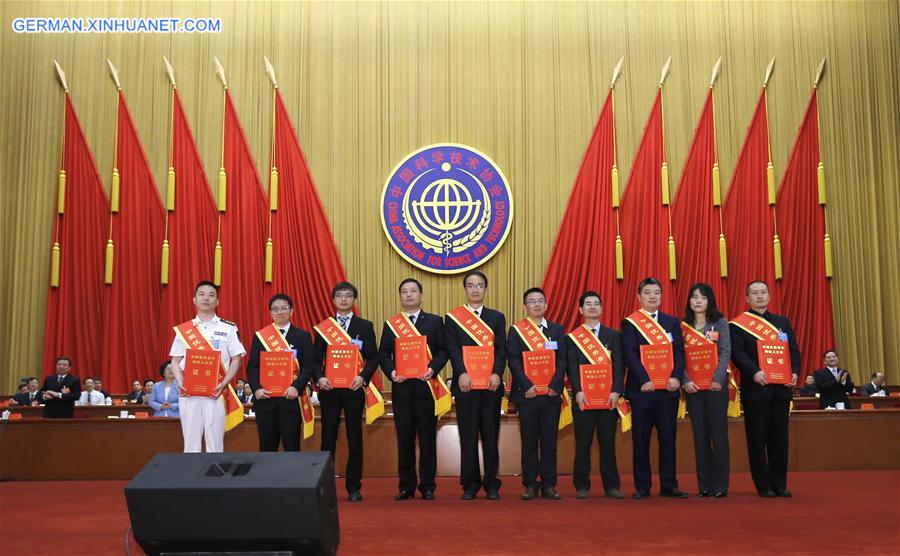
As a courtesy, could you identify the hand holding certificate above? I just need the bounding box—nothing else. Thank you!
[325,345,359,388]
[395,336,428,379]
[580,363,612,409]
[463,345,494,390]
[640,344,674,389]
[183,350,220,396]
[260,351,294,396]
[523,350,554,394]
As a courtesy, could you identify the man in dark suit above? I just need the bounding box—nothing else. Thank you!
[12,377,42,406]
[40,356,81,418]
[444,270,507,500]
[813,349,854,409]
[313,282,379,502]
[565,291,625,500]
[247,293,316,452]
[621,277,688,499]
[507,287,567,500]
[861,372,889,397]
[730,280,801,498]
[378,278,448,501]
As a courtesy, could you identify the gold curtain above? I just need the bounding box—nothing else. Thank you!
[1,1,898,393]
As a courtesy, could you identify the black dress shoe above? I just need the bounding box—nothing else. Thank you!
[775,489,792,498]
[541,486,561,500]
[422,490,435,500]
[713,491,728,498]
[486,490,500,500]
[660,488,689,498]
[394,491,414,501]
[605,489,625,499]
[758,490,776,498]
[521,486,538,500]
[348,491,363,502]
[632,490,651,500]
[462,490,477,500]
[698,491,711,498]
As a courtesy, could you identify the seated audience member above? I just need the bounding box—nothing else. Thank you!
[236,379,246,396]
[149,361,180,418]
[861,372,890,397]
[813,349,854,409]
[94,378,111,400]
[12,378,42,406]
[242,383,255,406]
[76,377,106,406]
[126,380,144,403]
[8,382,28,405]
[142,380,155,404]
[798,375,818,396]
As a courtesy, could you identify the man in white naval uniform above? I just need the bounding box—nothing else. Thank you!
[170,281,246,452]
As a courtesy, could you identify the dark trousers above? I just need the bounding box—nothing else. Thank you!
[685,389,730,493]
[742,398,790,493]
[455,391,502,493]
[630,392,679,492]
[392,394,437,494]
[255,405,301,452]
[572,406,620,492]
[516,396,561,488]
[319,389,364,492]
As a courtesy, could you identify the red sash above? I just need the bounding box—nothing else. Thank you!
[314,317,363,371]
[447,306,494,347]
[512,319,549,352]
[624,310,671,346]
[729,311,781,342]
[567,325,612,366]
[385,313,433,361]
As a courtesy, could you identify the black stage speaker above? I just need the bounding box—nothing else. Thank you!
[125,452,339,556]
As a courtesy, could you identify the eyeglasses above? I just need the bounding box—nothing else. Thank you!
[334,293,355,300]
[269,305,292,312]
[465,283,486,290]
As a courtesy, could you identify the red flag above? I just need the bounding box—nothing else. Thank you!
[219,90,269,377]
[723,89,781,317]
[270,90,381,389]
[159,89,218,350]
[542,91,621,330]
[672,89,727,311]
[776,90,834,377]
[618,90,675,318]
[43,95,110,377]
[101,91,166,392]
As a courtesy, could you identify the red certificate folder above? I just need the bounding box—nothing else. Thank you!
[685,344,718,389]
[260,351,294,396]
[395,336,428,378]
[523,350,554,394]
[579,363,612,409]
[463,345,494,390]
[639,344,675,389]
[183,350,219,396]
[325,345,358,388]
[757,341,792,384]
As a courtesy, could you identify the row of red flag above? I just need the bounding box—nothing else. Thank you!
[45,83,350,393]
[542,81,834,378]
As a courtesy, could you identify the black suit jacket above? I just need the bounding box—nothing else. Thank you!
[813,367,854,409]
[861,382,889,397]
[13,391,42,406]
[378,311,449,400]
[729,310,802,401]
[506,321,566,404]
[247,324,316,412]
[313,316,379,396]
[40,374,81,417]
[444,307,507,396]
[621,311,686,398]
[565,325,625,397]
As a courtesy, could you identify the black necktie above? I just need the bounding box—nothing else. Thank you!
[474,310,480,317]
[338,316,349,330]
[278,328,285,335]
[409,314,416,324]
[57,375,62,385]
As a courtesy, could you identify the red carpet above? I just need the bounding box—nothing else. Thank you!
[2,471,898,555]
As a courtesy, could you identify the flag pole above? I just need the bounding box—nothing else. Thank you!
[105,59,123,285]
[161,57,178,284]
[263,56,278,284]
[709,57,728,278]
[50,60,69,287]
[213,58,228,285]
[762,57,782,279]
[610,56,624,279]
[813,56,832,277]
[658,56,677,281]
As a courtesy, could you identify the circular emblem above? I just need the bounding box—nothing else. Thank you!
[381,144,514,274]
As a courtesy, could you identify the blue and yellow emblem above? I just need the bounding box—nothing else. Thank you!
[381,144,514,274]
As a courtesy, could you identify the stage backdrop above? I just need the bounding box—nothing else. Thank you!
[0,1,898,392]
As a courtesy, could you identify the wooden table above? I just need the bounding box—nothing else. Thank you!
[2,409,897,481]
